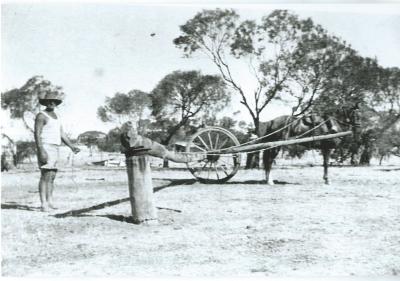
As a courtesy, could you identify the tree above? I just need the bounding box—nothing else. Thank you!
[313,54,379,116]
[375,126,400,165]
[1,76,65,133]
[1,133,16,170]
[151,70,230,146]
[77,131,106,156]
[368,67,400,133]
[97,127,123,153]
[310,54,381,165]
[286,31,354,116]
[355,66,400,165]
[174,9,352,135]
[15,141,37,165]
[97,89,151,125]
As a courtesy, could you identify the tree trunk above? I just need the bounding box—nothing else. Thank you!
[379,155,384,166]
[350,153,358,166]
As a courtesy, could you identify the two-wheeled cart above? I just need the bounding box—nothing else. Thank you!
[185,126,352,184]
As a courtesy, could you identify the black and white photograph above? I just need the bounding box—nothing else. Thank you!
[1,0,400,278]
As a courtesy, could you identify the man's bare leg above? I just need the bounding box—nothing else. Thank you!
[47,169,58,209]
[39,170,50,211]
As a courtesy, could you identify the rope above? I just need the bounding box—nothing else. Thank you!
[226,115,303,149]
[331,116,354,128]
[294,118,330,139]
[68,151,79,191]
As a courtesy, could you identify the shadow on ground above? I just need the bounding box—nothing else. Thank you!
[2,178,298,223]
[154,178,298,185]
[377,168,400,172]
[1,203,41,211]
[225,180,298,185]
[51,179,196,220]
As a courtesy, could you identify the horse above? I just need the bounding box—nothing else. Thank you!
[257,113,351,185]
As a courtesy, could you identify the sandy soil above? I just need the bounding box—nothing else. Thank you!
[1,164,400,277]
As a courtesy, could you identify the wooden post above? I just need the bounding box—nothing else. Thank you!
[121,121,158,225]
[125,155,158,225]
[121,120,191,225]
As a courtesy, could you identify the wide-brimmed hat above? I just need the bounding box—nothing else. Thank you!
[39,92,63,106]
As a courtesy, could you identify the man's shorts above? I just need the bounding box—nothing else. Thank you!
[38,143,60,170]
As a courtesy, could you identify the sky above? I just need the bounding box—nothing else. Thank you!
[1,1,400,141]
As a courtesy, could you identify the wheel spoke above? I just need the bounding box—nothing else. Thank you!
[208,132,214,150]
[217,163,230,176]
[217,137,229,149]
[217,154,238,166]
[194,160,208,176]
[212,162,220,180]
[215,133,220,150]
[197,135,210,150]
[191,143,207,152]
[219,157,232,167]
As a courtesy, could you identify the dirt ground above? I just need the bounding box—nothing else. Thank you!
[1,163,400,277]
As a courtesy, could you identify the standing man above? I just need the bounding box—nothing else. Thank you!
[34,92,80,211]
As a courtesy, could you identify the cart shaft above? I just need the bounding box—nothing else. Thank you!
[212,131,353,154]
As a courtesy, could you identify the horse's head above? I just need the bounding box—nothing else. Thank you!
[291,114,331,136]
[291,114,343,148]
[325,116,342,134]
[307,115,343,133]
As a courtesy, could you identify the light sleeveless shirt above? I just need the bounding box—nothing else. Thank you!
[40,111,62,145]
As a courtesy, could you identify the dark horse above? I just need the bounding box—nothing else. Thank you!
[258,113,358,185]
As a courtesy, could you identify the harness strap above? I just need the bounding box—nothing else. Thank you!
[283,116,292,140]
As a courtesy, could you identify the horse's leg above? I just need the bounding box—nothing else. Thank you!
[263,148,279,185]
[350,142,359,166]
[322,148,331,185]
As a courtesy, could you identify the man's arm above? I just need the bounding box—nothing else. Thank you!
[34,113,48,164]
[61,126,80,153]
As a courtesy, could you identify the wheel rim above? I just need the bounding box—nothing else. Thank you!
[186,127,241,183]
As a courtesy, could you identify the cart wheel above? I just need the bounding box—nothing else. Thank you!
[186,126,241,184]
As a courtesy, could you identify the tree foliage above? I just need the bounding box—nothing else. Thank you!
[174,9,352,134]
[151,70,230,145]
[357,67,400,165]
[97,127,123,152]
[1,76,65,133]
[15,141,37,165]
[312,54,379,116]
[367,67,400,132]
[97,89,151,125]
[376,126,400,163]
[312,61,400,165]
